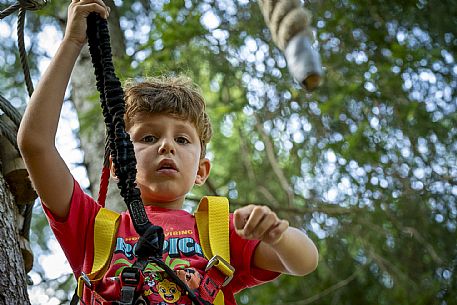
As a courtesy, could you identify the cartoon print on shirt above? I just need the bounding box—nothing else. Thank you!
[145,273,181,304]
[112,235,204,304]
[157,278,181,303]
[143,273,156,297]
[143,266,202,303]
[145,268,201,305]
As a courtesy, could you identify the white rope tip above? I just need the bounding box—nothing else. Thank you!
[284,32,323,91]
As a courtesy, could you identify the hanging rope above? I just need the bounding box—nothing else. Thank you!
[1,0,48,97]
[17,7,34,96]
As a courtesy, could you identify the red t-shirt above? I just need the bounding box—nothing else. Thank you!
[44,180,279,304]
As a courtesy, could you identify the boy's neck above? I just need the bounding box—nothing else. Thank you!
[142,200,184,210]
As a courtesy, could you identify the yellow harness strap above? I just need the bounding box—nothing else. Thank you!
[195,196,232,305]
[77,208,120,298]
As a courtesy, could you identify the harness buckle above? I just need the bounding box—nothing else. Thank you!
[77,272,92,299]
[80,272,92,288]
[205,255,234,287]
[119,267,144,304]
[120,267,142,286]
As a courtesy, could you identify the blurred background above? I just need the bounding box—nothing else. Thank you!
[0,0,456,304]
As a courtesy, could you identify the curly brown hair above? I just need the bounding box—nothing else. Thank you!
[123,75,212,157]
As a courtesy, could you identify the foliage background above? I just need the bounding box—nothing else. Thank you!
[1,0,456,304]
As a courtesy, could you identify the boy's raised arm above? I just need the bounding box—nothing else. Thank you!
[17,0,110,219]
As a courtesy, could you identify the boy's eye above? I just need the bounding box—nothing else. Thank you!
[175,136,190,144]
[141,135,157,143]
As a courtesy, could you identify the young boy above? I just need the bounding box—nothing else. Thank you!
[17,0,318,304]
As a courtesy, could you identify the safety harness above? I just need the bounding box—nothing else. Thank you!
[72,12,234,305]
[76,196,233,305]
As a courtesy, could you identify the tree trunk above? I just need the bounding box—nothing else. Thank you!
[70,2,127,212]
[0,173,31,305]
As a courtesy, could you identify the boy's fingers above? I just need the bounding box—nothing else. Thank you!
[74,0,110,18]
[253,213,277,239]
[235,205,276,237]
[233,210,244,231]
[267,220,289,244]
[234,205,285,241]
[79,0,107,7]
[233,205,255,231]
[243,206,275,236]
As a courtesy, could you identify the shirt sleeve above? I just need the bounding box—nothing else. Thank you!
[228,214,280,293]
[42,179,100,277]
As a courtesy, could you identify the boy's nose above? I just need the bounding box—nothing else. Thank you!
[158,139,175,155]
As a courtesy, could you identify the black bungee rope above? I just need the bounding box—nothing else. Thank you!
[86,12,149,235]
[85,12,204,305]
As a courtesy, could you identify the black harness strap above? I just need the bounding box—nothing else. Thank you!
[85,12,204,305]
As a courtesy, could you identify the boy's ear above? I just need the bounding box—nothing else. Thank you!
[195,158,211,186]
[109,156,119,182]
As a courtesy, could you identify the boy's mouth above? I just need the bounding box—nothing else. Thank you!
[157,159,178,172]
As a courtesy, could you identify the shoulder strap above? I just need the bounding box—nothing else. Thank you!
[195,196,230,262]
[77,207,120,298]
[195,196,231,305]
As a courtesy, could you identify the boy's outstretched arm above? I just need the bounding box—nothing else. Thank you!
[17,0,110,219]
[234,205,318,276]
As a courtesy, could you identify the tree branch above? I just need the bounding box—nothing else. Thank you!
[255,119,294,206]
[238,126,281,206]
[238,127,257,183]
[273,269,359,305]
[204,178,219,196]
[383,207,444,265]
[104,0,127,59]
[298,270,358,305]
[257,185,281,207]
[363,242,418,290]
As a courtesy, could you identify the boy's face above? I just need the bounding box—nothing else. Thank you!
[126,112,210,208]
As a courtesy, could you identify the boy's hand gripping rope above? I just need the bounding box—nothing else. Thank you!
[86,13,204,305]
